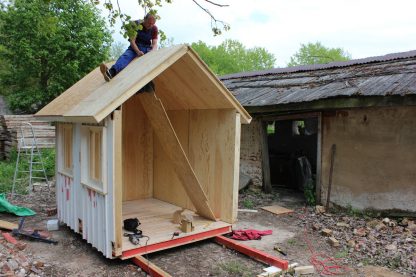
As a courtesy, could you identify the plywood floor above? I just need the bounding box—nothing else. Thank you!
[122,198,230,252]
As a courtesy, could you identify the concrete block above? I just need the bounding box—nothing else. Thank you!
[46,219,59,231]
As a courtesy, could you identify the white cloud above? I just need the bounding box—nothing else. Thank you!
[109,0,416,67]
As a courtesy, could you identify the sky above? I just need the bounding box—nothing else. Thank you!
[106,0,416,67]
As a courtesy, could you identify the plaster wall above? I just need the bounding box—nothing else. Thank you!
[240,118,263,187]
[321,106,416,213]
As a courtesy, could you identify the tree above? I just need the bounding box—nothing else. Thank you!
[109,41,128,61]
[0,0,112,113]
[191,40,276,75]
[96,0,230,38]
[288,42,351,67]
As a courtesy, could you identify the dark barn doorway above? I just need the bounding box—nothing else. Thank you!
[265,115,320,201]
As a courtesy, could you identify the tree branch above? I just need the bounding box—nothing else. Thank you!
[203,0,229,7]
[192,0,230,35]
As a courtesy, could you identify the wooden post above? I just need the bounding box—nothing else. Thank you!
[261,121,272,193]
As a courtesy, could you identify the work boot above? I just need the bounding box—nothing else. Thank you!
[100,63,113,82]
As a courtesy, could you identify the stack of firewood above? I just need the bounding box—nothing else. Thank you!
[0,115,55,160]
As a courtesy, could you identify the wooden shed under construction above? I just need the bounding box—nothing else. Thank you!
[35,45,251,259]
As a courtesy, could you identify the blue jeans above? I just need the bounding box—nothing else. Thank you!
[111,45,152,74]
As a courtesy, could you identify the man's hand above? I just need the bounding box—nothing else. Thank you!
[136,50,144,57]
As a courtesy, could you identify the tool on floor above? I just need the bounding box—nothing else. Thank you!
[274,245,287,256]
[171,231,180,239]
[12,217,58,244]
[123,218,144,245]
[124,232,142,245]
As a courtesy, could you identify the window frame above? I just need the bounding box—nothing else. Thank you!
[58,123,74,176]
[80,126,107,194]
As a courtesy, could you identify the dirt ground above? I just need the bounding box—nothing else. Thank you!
[1,184,414,277]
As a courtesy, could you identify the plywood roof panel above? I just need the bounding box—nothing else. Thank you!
[36,45,251,124]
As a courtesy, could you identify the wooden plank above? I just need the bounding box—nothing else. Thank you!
[113,110,123,256]
[132,255,172,277]
[0,220,18,231]
[214,236,289,270]
[187,110,240,223]
[138,92,216,221]
[122,95,153,201]
[36,45,188,121]
[261,205,294,215]
[229,113,241,223]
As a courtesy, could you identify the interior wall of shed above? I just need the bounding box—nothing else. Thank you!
[122,95,154,201]
[321,106,416,213]
[153,109,240,223]
[121,92,240,222]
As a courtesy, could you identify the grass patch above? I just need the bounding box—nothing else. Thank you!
[287,238,297,246]
[242,199,254,209]
[334,250,349,259]
[0,148,55,194]
[217,261,250,276]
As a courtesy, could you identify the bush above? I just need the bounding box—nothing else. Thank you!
[0,148,55,194]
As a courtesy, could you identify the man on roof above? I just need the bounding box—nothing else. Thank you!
[100,13,158,82]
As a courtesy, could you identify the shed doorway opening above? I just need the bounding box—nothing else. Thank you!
[265,116,320,202]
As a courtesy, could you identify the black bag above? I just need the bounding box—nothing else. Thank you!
[124,218,140,233]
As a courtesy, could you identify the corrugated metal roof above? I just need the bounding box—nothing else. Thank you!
[221,49,416,79]
[221,50,416,107]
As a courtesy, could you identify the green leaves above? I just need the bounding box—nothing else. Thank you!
[191,39,276,75]
[0,0,112,113]
[288,42,351,67]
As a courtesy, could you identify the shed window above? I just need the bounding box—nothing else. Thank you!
[81,126,106,194]
[89,129,102,182]
[60,124,73,174]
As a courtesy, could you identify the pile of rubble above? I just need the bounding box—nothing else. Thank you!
[0,231,47,277]
[303,206,416,275]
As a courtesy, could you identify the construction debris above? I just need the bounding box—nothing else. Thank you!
[0,231,46,277]
[294,265,315,275]
[300,208,416,275]
[261,205,293,215]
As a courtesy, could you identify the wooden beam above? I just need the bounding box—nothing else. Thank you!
[246,95,416,115]
[0,220,17,231]
[131,256,172,277]
[214,236,289,270]
[113,110,123,256]
[260,121,272,193]
[138,92,217,221]
[122,226,231,259]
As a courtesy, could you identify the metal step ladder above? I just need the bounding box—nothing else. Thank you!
[12,122,49,196]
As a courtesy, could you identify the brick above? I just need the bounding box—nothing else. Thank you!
[2,233,17,245]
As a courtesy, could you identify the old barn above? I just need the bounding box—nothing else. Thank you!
[223,50,416,214]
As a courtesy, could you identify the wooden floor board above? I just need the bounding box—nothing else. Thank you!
[121,198,230,252]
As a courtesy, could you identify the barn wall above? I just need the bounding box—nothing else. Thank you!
[321,106,416,213]
[240,118,263,187]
